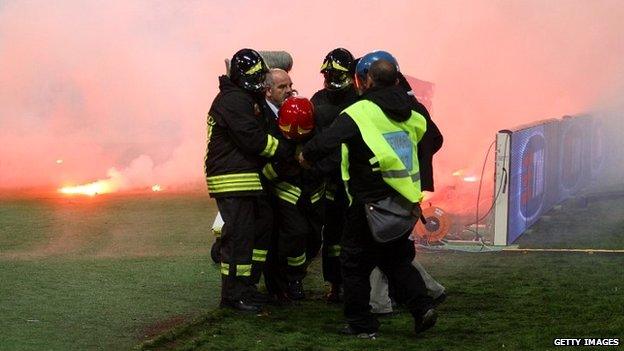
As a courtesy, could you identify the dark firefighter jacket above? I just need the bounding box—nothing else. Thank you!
[204,75,291,197]
[310,86,359,177]
[311,86,359,204]
[310,85,359,111]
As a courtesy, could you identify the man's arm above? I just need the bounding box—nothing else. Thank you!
[301,112,358,163]
[220,94,290,159]
[423,117,443,154]
[411,99,443,192]
[411,99,443,153]
[311,148,341,176]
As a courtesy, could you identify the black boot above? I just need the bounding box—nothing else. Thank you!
[287,280,305,300]
[220,299,261,312]
[220,276,260,312]
[244,289,270,304]
[414,308,437,334]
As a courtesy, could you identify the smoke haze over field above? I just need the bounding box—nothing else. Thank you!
[1,1,624,206]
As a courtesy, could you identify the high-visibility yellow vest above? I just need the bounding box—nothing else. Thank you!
[341,99,427,203]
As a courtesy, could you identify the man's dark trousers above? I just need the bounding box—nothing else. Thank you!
[340,200,433,333]
[216,196,271,302]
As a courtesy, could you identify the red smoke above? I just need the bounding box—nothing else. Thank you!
[1,0,623,215]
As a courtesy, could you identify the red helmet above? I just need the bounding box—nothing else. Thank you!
[278,96,315,140]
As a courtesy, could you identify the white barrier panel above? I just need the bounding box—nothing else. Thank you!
[494,131,511,245]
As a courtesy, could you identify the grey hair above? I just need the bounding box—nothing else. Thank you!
[264,68,288,89]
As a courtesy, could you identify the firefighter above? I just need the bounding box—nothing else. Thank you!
[205,48,291,312]
[209,67,295,268]
[299,52,436,337]
[310,48,359,302]
[311,48,359,107]
[261,96,324,301]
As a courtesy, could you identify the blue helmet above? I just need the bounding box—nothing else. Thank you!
[355,50,400,81]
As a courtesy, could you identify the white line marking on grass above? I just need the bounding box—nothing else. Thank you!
[503,248,624,253]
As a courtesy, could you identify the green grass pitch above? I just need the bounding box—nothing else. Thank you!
[1,192,623,350]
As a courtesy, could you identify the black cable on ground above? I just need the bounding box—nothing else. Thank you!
[463,135,509,246]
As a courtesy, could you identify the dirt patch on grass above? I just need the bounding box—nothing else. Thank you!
[139,315,190,341]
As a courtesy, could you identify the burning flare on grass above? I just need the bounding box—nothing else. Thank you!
[452,169,464,177]
[59,180,116,196]
[58,169,124,196]
[452,169,479,182]
[57,157,166,196]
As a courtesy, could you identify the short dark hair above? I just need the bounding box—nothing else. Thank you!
[368,59,398,87]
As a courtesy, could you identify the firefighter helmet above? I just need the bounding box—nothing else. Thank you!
[229,48,269,93]
[278,96,315,140]
[320,48,355,91]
